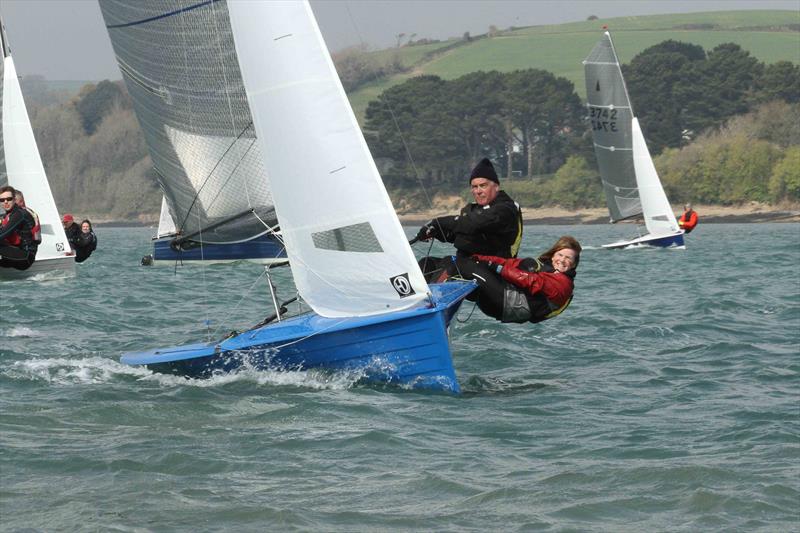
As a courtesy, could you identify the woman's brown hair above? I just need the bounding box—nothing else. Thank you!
[538,235,582,268]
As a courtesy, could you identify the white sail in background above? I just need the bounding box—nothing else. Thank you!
[631,118,680,236]
[156,196,177,238]
[2,55,71,261]
[227,0,429,317]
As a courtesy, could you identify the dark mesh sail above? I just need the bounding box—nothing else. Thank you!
[99,0,276,243]
[584,33,641,222]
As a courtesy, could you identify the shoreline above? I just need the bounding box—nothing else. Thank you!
[401,203,800,225]
[91,203,800,227]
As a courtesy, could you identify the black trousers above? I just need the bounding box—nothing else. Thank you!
[418,255,505,320]
[0,245,36,270]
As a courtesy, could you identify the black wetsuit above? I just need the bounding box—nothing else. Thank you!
[63,222,81,250]
[0,205,38,270]
[74,231,97,263]
[418,190,523,282]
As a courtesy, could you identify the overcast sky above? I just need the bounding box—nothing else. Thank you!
[0,0,797,81]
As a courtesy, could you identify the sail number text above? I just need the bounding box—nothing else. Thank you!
[589,106,618,132]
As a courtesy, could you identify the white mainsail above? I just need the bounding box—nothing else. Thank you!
[631,118,680,236]
[227,0,429,317]
[2,44,71,262]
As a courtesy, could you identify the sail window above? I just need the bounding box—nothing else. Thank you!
[312,222,383,253]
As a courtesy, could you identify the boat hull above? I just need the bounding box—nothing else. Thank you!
[0,254,75,281]
[121,281,476,392]
[148,234,287,265]
[602,231,685,250]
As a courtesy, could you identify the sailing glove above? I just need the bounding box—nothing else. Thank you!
[416,224,433,241]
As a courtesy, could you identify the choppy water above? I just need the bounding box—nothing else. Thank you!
[1,224,798,531]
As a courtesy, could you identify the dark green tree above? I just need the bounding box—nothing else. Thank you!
[502,69,583,177]
[676,43,763,135]
[623,40,706,153]
[756,60,800,104]
[74,80,128,135]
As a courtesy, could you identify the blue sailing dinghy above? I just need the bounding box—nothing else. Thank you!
[102,0,475,392]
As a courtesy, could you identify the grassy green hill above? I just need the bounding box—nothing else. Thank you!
[348,10,800,121]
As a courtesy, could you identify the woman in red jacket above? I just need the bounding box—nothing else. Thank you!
[457,236,581,323]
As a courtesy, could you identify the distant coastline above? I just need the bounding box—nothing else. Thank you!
[400,204,800,225]
[90,202,799,227]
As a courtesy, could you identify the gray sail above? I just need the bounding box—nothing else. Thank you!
[583,32,641,222]
[99,0,276,243]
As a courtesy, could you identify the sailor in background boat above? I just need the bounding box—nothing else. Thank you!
[678,203,699,233]
[62,214,81,250]
[13,190,41,246]
[74,220,97,263]
[456,236,581,324]
[415,158,523,282]
[0,186,38,270]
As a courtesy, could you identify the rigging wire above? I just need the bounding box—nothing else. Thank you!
[341,2,461,280]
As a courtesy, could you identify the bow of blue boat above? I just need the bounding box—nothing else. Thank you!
[121,281,476,391]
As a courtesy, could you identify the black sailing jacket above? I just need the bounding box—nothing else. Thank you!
[431,190,523,258]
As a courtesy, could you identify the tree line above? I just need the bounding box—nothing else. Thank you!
[362,40,799,206]
[28,80,161,220]
[20,38,800,221]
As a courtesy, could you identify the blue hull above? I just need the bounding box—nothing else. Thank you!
[648,233,684,248]
[121,281,476,393]
[152,234,286,263]
[603,231,685,249]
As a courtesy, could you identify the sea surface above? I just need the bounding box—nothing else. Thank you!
[1,224,798,532]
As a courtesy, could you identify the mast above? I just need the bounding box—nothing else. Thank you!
[604,31,634,116]
[0,14,9,59]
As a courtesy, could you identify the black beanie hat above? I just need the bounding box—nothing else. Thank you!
[470,158,499,184]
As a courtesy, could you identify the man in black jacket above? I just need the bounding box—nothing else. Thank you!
[0,186,38,270]
[415,158,523,283]
[62,213,81,250]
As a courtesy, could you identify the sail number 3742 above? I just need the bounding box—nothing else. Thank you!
[589,106,618,132]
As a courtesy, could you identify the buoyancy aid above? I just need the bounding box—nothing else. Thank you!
[26,207,41,244]
[431,191,524,258]
[1,206,36,251]
[679,210,698,233]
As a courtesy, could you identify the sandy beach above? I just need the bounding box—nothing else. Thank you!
[94,200,800,227]
[396,197,800,225]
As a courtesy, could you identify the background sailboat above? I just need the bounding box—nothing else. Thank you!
[101,0,475,392]
[584,31,685,249]
[101,0,285,266]
[142,195,286,266]
[0,15,74,280]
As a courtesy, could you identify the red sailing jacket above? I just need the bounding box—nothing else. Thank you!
[679,210,698,233]
[473,255,574,307]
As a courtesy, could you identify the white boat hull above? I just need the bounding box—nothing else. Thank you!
[0,254,75,281]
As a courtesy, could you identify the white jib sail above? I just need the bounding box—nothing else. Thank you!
[3,56,70,260]
[227,0,429,317]
[631,118,680,236]
[156,196,177,238]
